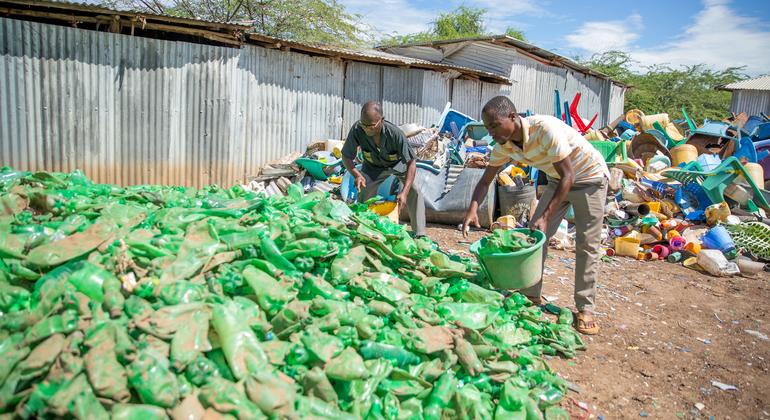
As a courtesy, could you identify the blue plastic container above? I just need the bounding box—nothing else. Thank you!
[754,122,770,141]
[341,167,397,202]
[439,109,475,138]
[620,129,636,141]
[745,116,765,136]
[616,120,635,133]
[697,154,722,171]
[675,182,713,222]
[701,225,735,253]
[733,136,758,163]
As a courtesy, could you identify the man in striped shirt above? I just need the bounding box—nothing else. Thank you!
[463,96,609,335]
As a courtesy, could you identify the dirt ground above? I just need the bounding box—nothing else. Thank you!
[427,223,770,419]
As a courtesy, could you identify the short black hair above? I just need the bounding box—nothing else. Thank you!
[361,101,383,118]
[482,96,517,118]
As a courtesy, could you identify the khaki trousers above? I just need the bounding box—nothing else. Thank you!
[520,177,608,312]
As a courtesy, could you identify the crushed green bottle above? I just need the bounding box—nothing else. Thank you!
[0,168,585,418]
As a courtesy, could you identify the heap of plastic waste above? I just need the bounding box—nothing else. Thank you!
[476,230,538,257]
[0,168,582,419]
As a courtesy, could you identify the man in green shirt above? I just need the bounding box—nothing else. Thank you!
[341,101,426,237]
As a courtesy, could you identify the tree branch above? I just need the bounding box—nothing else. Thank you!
[226,0,244,22]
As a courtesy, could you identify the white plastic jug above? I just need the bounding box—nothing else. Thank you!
[697,249,739,277]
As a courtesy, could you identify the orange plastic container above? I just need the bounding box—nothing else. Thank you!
[684,242,701,254]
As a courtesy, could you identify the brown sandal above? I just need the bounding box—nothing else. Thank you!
[574,312,600,335]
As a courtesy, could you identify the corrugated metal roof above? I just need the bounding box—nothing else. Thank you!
[0,0,508,83]
[245,34,508,83]
[719,75,770,91]
[378,35,627,87]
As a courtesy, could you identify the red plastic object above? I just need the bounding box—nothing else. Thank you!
[569,93,598,134]
[651,244,670,259]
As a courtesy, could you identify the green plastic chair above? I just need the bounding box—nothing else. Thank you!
[662,156,770,209]
[652,121,688,148]
[588,140,628,164]
[681,106,697,133]
[295,158,341,181]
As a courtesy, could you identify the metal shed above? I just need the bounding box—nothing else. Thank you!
[0,0,509,187]
[379,36,627,127]
[718,75,770,116]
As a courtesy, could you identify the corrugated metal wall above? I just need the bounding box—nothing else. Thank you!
[387,43,626,127]
[609,84,626,122]
[0,17,500,187]
[508,55,567,118]
[730,90,770,116]
[238,47,345,179]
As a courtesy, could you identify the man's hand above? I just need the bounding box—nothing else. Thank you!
[462,209,481,238]
[396,192,408,210]
[354,175,367,192]
[529,214,548,233]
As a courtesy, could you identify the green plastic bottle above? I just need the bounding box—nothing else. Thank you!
[358,341,421,367]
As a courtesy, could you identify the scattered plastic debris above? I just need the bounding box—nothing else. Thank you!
[711,381,738,391]
[744,329,769,341]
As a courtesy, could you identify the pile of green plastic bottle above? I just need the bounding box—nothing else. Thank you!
[0,168,582,419]
[476,229,538,257]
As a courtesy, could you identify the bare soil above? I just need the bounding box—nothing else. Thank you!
[427,223,770,419]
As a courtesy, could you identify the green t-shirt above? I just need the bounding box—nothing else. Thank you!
[342,120,416,175]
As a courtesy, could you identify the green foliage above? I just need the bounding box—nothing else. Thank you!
[382,6,525,45]
[433,6,486,39]
[504,27,526,41]
[582,51,746,122]
[100,0,368,46]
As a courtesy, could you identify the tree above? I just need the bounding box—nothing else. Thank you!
[581,51,746,122]
[100,0,368,46]
[381,6,526,45]
[504,26,526,42]
[432,6,486,39]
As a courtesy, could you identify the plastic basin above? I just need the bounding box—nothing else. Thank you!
[470,229,546,290]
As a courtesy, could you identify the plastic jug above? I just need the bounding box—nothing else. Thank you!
[697,249,739,277]
[705,202,731,226]
[701,225,735,253]
[671,144,697,166]
[740,162,764,187]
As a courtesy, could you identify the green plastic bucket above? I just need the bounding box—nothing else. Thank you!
[470,228,546,290]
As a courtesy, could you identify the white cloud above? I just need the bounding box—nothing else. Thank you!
[340,0,546,40]
[565,1,770,75]
[630,0,770,75]
[564,13,641,54]
[341,0,437,38]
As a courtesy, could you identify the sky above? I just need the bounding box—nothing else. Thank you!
[341,0,770,75]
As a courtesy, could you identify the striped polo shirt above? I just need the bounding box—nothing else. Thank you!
[489,115,609,182]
